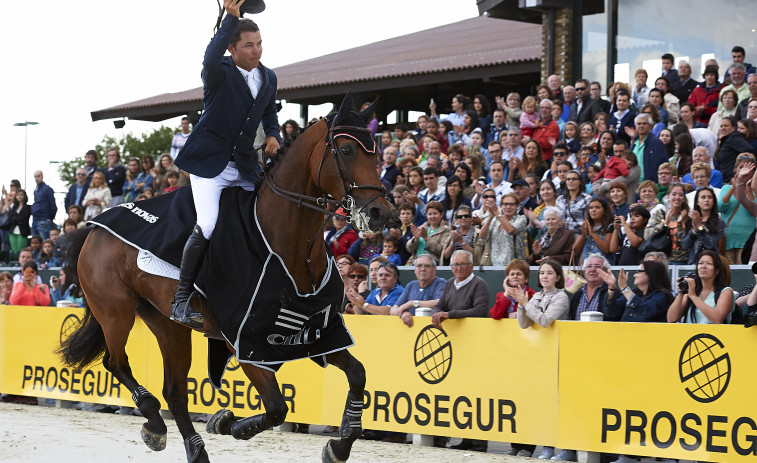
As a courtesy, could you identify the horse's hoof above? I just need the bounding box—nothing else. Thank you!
[206,409,234,435]
[322,440,346,463]
[141,423,167,451]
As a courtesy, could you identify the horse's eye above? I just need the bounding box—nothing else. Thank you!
[340,145,352,155]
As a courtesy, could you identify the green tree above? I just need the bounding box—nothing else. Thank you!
[57,125,175,185]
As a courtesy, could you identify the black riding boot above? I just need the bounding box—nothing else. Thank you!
[170,224,208,329]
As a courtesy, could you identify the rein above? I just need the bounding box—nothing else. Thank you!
[262,118,386,291]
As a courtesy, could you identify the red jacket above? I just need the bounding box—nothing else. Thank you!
[328,228,359,258]
[594,156,629,181]
[489,285,537,319]
[532,120,561,160]
[687,83,723,124]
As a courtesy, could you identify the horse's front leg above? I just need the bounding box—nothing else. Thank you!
[206,362,288,440]
[321,349,366,463]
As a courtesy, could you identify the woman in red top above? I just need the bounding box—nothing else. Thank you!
[490,259,536,319]
[9,261,50,306]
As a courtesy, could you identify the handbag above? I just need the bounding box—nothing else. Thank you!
[563,252,586,294]
[718,202,741,255]
[638,227,672,255]
[473,235,492,266]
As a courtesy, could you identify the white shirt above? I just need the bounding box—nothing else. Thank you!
[453,273,475,290]
[236,66,261,99]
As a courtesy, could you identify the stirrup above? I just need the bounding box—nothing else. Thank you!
[171,291,204,329]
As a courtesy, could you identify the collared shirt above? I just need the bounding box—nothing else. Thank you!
[454,273,475,290]
[366,283,405,308]
[471,181,512,209]
[632,136,647,181]
[236,65,262,98]
[394,277,447,315]
[502,145,524,162]
[576,284,603,320]
[556,192,592,234]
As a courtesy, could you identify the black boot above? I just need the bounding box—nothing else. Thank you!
[171,224,208,329]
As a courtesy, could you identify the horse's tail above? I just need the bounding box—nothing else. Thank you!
[56,226,107,369]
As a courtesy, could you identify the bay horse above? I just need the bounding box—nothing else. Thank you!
[58,94,393,463]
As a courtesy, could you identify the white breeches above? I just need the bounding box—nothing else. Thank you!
[190,162,256,239]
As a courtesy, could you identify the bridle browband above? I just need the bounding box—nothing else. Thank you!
[262,116,386,291]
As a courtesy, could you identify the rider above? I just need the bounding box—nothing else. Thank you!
[172,0,281,328]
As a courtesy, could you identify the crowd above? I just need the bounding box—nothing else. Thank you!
[320,46,757,459]
[4,45,757,457]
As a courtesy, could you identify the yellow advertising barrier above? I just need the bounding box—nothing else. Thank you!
[2,305,756,461]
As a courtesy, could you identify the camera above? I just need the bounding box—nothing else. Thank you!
[745,309,757,328]
[752,262,757,275]
[677,272,702,294]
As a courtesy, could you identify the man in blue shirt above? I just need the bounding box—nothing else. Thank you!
[31,171,57,240]
[681,147,723,188]
[64,168,89,211]
[390,254,447,327]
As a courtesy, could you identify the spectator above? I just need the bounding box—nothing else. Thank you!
[497,92,523,129]
[82,171,112,220]
[508,140,547,182]
[725,46,757,80]
[9,261,50,306]
[67,205,86,229]
[406,201,452,264]
[516,259,569,328]
[737,118,757,153]
[440,175,471,223]
[660,53,679,85]
[531,99,561,160]
[609,91,636,144]
[525,180,558,242]
[414,114,428,140]
[280,119,300,142]
[431,250,489,328]
[734,163,757,264]
[570,79,600,124]
[391,254,447,327]
[30,170,57,240]
[656,162,676,203]
[562,122,580,155]
[490,259,535,320]
[641,101,666,136]
[480,193,527,265]
[334,254,355,283]
[348,232,382,266]
[679,102,706,130]
[360,256,388,296]
[473,94,492,135]
[405,166,424,197]
[718,153,756,264]
[379,131,393,154]
[36,239,61,270]
[29,236,42,260]
[596,130,616,165]
[632,69,650,109]
[519,96,540,138]
[735,74,757,120]
[603,260,673,322]
[170,117,192,159]
[1,188,31,255]
[590,82,612,114]
[528,206,574,265]
[485,108,508,147]
[82,149,102,180]
[104,148,126,206]
[635,180,666,217]
[569,253,613,320]
[12,248,41,285]
[50,267,85,308]
[717,116,755,183]
[380,146,399,187]
[672,61,699,105]
[502,128,524,164]
[452,162,476,200]
[512,178,538,214]
[682,186,725,264]
[681,146,718,187]
[346,262,403,315]
[416,168,446,221]
[654,77,680,125]
[472,160,511,210]
[573,198,614,262]
[0,271,12,305]
[557,170,592,235]
[591,145,629,193]
[122,158,143,202]
[668,250,735,324]
[64,168,89,211]
[688,65,723,125]
[388,203,415,265]
[547,74,564,102]
[607,181,630,217]
[710,89,740,136]
[658,128,675,161]
[136,155,157,197]
[162,171,181,193]
[645,183,691,265]
[430,94,467,129]
[371,236,402,267]
[609,205,651,265]
[154,154,181,193]
[628,113,669,183]
[561,86,575,123]
[326,209,359,257]
[442,205,478,263]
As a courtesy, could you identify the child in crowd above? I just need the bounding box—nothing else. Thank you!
[469,129,488,162]
[591,150,630,191]
[162,171,181,193]
[29,236,42,260]
[36,239,61,270]
[372,236,403,266]
[610,205,651,265]
[349,232,383,266]
[519,96,540,138]
[586,164,601,194]
[562,122,581,154]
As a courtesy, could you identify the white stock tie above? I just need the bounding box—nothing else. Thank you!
[247,71,258,99]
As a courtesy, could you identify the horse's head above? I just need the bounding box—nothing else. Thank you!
[311,93,393,233]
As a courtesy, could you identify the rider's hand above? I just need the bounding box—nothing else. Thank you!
[264,137,280,157]
[225,0,244,18]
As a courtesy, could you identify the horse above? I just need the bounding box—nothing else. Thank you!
[58,94,394,463]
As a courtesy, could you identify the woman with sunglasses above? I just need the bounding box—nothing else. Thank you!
[602,260,673,322]
[480,193,527,265]
[681,186,725,264]
[443,205,478,263]
[341,262,367,313]
[346,262,403,316]
[717,153,757,264]
[557,170,592,235]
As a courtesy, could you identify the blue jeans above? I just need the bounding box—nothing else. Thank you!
[31,219,52,239]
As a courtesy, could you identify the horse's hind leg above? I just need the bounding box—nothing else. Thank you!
[137,299,209,463]
[207,362,288,441]
[321,349,366,463]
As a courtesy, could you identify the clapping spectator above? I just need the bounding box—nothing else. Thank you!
[123,158,142,202]
[557,170,592,234]
[82,171,112,220]
[10,261,50,306]
[0,271,13,305]
[442,205,478,263]
[603,260,673,322]
[490,259,536,319]
[341,263,367,313]
[573,198,614,262]
[528,207,575,265]
[480,193,527,265]
[718,154,756,264]
[516,259,569,328]
[406,201,452,264]
[681,187,725,264]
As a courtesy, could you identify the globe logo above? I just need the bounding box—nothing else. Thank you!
[414,325,452,384]
[678,334,731,403]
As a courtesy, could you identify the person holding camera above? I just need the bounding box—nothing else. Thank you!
[681,186,725,264]
[601,260,673,322]
[667,250,735,324]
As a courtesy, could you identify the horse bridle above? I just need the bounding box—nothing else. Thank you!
[263,117,386,291]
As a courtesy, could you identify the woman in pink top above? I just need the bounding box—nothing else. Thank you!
[9,261,50,306]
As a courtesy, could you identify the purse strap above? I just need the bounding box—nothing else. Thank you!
[726,202,741,228]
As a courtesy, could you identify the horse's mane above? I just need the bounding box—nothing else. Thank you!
[264,118,326,172]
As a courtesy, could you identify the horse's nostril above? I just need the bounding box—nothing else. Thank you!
[369,207,382,222]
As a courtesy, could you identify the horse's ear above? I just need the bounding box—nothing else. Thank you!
[359,97,379,124]
[335,92,354,125]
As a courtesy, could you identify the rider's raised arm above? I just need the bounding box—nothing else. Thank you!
[202,1,242,90]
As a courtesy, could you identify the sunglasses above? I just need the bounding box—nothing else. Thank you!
[348,274,366,280]
[482,194,496,199]
[502,202,518,206]
[575,87,586,91]
[456,214,472,219]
